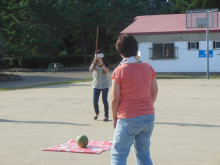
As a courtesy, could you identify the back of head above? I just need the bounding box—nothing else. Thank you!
[116,34,138,58]
[96,49,102,54]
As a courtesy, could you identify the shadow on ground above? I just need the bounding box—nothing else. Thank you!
[0,119,91,126]
[155,122,220,127]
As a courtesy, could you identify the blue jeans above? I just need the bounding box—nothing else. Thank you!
[93,88,109,117]
[111,114,155,165]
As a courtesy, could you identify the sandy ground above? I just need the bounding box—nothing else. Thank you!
[0,72,220,165]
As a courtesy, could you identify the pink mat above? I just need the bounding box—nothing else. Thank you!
[42,139,112,154]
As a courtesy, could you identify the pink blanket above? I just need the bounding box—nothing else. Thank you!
[42,139,112,154]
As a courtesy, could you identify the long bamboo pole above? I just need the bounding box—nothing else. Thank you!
[95,26,99,56]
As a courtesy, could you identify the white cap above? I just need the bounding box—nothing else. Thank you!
[96,53,104,58]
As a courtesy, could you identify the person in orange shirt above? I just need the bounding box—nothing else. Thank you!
[111,34,158,165]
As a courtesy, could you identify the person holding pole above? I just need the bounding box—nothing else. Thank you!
[89,51,111,121]
[111,34,158,165]
[89,27,111,121]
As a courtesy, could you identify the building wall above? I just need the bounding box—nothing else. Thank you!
[138,41,220,72]
[135,32,220,43]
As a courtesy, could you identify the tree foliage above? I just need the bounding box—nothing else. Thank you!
[0,0,219,61]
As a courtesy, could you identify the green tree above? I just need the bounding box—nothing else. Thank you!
[168,0,220,14]
[146,0,171,14]
[0,0,30,57]
[201,0,220,9]
[168,0,190,13]
[5,0,220,67]
[0,32,6,59]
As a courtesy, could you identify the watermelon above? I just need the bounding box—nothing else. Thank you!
[77,135,89,148]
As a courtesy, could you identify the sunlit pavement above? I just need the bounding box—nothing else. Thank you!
[0,72,220,165]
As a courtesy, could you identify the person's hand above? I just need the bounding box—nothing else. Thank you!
[99,58,104,65]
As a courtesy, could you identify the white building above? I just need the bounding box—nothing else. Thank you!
[121,13,220,73]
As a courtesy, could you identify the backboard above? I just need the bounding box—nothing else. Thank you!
[186,8,218,28]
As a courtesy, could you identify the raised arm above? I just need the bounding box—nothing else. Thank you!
[89,58,97,72]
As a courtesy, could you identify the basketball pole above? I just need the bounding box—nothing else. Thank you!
[206,10,210,79]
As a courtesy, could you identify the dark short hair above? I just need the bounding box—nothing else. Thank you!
[116,34,138,58]
[95,49,102,54]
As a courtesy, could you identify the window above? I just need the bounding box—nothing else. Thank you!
[149,43,177,60]
[164,43,175,58]
[153,44,163,59]
[213,41,220,49]
[188,42,199,50]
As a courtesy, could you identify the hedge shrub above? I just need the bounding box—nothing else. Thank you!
[0,53,121,69]
[57,55,84,66]
[0,59,7,69]
[104,53,121,64]
[20,56,56,68]
[0,58,20,69]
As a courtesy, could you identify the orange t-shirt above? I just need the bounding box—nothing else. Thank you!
[111,62,156,119]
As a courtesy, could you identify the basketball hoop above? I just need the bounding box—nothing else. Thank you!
[186,8,218,29]
[197,24,207,28]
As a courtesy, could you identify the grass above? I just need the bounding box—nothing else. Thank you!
[0,78,93,92]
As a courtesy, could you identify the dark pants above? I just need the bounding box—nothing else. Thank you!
[93,88,109,117]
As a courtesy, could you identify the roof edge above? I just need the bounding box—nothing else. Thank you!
[120,29,220,35]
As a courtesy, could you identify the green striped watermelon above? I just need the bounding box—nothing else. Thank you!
[77,135,89,148]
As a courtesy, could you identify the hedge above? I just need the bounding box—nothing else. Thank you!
[0,53,121,69]
[20,56,56,68]
[1,58,20,68]
[57,55,84,66]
